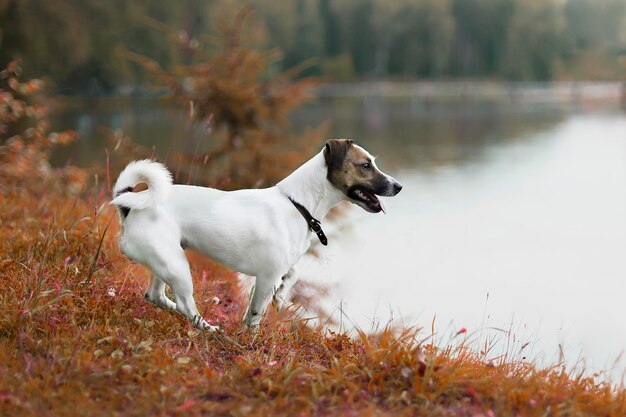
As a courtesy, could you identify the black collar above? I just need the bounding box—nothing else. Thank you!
[288,197,328,246]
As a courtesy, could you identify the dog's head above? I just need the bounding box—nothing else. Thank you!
[324,139,402,213]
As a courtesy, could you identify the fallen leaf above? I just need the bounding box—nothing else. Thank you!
[177,399,195,411]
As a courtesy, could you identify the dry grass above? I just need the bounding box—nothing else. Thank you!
[1,159,625,417]
[1,70,625,416]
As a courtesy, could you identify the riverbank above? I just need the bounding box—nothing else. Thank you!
[51,80,626,107]
[1,133,625,416]
[316,81,626,107]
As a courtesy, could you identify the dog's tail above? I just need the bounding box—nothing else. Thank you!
[110,160,172,215]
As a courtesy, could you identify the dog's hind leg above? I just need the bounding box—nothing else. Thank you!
[146,246,219,332]
[244,273,279,327]
[273,267,298,310]
[145,275,176,311]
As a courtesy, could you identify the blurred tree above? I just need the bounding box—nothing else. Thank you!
[321,54,354,81]
[389,0,455,78]
[501,0,566,80]
[288,0,323,76]
[562,0,626,79]
[0,61,84,193]
[2,0,625,88]
[0,0,213,94]
[343,0,376,76]
[451,0,514,77]
[564,0,625,49]
[246,0,296,62]
[0,0,93,91]
[319,0,341,58]
[119,7,324,189]
[318,0,354,80]
[371,0,412,77]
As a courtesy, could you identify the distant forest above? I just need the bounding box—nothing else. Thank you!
[1,0,624,95]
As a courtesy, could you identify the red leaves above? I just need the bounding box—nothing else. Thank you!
[416,347,429,377]
[1,63,80,194]
[0,390,20,406]
[176,399,196,412]
[326,331,352,354]
[333,339,344,352]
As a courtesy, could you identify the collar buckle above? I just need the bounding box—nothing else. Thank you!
[288,197,328,246]
[309,218,321,232]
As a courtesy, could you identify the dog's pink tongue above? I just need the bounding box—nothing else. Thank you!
[380,198,387,214]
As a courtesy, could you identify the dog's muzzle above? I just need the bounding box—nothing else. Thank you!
[348,178,402,213]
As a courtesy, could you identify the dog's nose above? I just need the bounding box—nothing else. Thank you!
[393,182,403,195]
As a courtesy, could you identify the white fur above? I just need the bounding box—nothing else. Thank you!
[111,159,173,210]
[110,146,397,331]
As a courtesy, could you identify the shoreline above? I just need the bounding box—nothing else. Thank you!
[50,80,626,108]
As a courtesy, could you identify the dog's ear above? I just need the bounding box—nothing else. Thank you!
[324,139,354,169]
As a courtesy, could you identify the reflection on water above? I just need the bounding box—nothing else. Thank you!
[293,97,569,171]
[299,106,626,382]
[52,97,568,170]
[50,100,209,166]
[51,96,626,381]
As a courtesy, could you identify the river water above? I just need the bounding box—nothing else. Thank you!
[51,94,626,382]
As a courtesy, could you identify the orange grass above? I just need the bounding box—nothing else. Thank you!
[1,170,625,417]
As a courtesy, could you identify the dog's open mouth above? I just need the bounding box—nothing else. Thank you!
[348,186,385,213]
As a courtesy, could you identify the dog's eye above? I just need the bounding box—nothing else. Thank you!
[361,163,371,170]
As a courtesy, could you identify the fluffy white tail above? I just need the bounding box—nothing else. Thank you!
[110,160,172,212]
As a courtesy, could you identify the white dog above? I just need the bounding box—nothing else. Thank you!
[110,139,402,330]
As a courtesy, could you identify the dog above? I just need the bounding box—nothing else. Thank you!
[110,139,402,330]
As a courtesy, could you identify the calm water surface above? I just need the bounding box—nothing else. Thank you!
[298,99,626,382]
[52,97,626,381]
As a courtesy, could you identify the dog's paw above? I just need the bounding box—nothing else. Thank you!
[204,324,221,332]
[243,323,260,334]
[191,315,220,332]
[243,315,262,332]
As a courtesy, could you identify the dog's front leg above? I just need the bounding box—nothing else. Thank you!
[273,267,298,310]
[244,274,278,327]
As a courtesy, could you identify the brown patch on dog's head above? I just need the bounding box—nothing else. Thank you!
[323,139,403,213]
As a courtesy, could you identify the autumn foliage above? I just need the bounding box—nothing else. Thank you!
[0,61,84,194]
[118,7,325,190]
